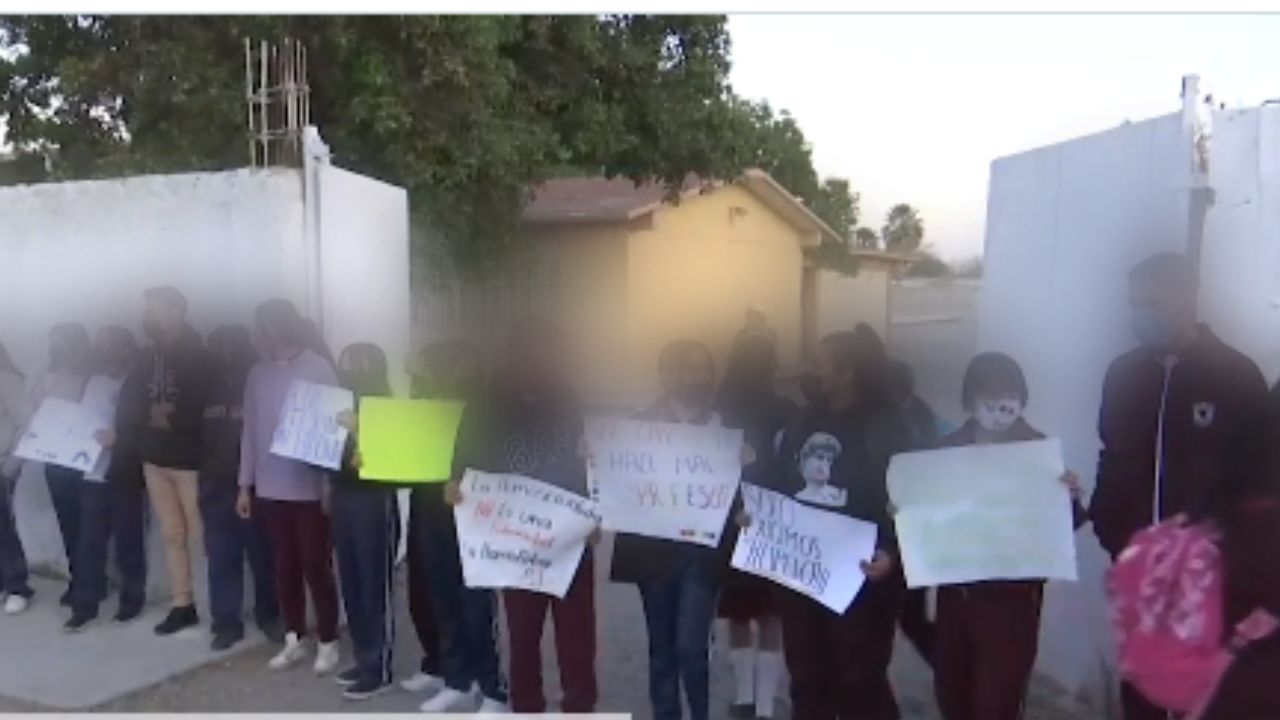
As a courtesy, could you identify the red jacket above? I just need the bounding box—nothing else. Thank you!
[1089,330,1267,557]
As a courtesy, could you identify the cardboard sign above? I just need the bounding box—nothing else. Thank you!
[586,417,742,547]
[357,398,464,483]
[455,470,599,598]
[887,438,1077,588]
[269,381,355,471]
[14,398,106,473]
[731,483,879,613]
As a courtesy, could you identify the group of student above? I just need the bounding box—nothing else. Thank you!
[1,249,1280,719]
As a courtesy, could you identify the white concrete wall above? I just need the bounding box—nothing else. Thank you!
[314,165,412,387]
[980,113,1190,713]
[813,266,891,338]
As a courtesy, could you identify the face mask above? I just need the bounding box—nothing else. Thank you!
[974,397,1022,433]
[1131,307,1178,350]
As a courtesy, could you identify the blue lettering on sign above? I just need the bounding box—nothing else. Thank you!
[609,450,655,474]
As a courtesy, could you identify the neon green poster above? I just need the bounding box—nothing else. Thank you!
[357,398,465,483]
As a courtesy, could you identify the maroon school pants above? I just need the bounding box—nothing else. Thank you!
[502,552,598,713]
[259,499,339,642]
[779,575,903,720]
[933,582,1042,720]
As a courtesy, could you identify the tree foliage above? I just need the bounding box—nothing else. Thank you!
[0,15,887,277]
[882,202,925,253]
[854,226,879,249]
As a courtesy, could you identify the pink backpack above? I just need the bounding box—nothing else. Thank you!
[1106,515,1279,718]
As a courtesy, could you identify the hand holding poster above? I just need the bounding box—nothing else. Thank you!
[454,470,599,597]
[14,398,106,473]
[731,483,878,613]
[269,381,355,471]
[357,398,464,483]
[586,417,742,547]
[887,438,1076,589]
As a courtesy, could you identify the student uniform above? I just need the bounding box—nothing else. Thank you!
[1089,329,1267,720]
[0,367,32,600]
[459,382,596,713]
[238,349,340,644]
[198,362,278,639]
[36,368,90,599]
[71,371,148,618]
[611,406,730,720]
[330,453,401,686]
[774,402,912,720]
[930,418,1087,720]
[404,489,442,679]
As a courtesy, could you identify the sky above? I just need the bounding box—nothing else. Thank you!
[728,14,1280,260]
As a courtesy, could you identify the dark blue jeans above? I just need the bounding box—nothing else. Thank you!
[332,484,399,684]
[0,470,31,597]
[199,475,278,635]
[45,465,84,594]
[418,508,506,701]
[637,559,720,720]
[72,477,147,615]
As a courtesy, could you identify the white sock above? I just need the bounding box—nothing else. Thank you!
[755,651,784,719]
[730,647,755,705]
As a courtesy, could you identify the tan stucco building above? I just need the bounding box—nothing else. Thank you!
[425,170,911,401]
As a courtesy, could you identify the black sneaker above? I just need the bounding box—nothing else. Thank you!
[257,617,286,644]
[334,667,361,687]
[59,588,73,608]
[342,676,391,701]
[211,627,244,652]
[154,605,199,636]
[114,603,144,624]
[63,610,97,634]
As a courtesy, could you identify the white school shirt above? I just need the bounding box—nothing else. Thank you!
[81,374,125,482]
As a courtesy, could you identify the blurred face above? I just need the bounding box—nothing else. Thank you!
[508,329,561,396]
[972,393,1023,433]
[1128,277,1193,350]
[144,297,185,339]
[671,348,715,410]
[813,343,854,397]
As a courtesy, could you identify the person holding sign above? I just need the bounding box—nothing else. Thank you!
[64,326,149,632]
[0,343,32,615]
[772,329,911,720]
[328,342,403,701]
[926,353,1085,720]
[412,339,508,714]
[198,325,280,651]
[237,299,341,675]
[33,322,94,608]
[444,319,595,714]
[716,330,793,720]
[610,338,745,720]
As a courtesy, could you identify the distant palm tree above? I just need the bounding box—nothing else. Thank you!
[882,204,925,252]
[854,226,879,249]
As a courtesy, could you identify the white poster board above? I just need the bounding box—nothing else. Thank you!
[586,417,742,547]
[269,381,354,471]
[731,483,878,613]
[887,438,1077,588]
[14,398,106,473]
[455,470,599,598]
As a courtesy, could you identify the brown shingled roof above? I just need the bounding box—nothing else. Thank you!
[521,175,706,224]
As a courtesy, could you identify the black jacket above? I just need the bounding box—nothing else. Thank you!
[774,401,912,554]
[132,329,210,470]
[197,357,250,500]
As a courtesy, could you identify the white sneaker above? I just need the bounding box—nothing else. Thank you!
[268,632,308,670]
[313,640,340,675]
[418,686,474,713]
[3,594,29,615]
[400,671,445,694]
[477,696,509,714]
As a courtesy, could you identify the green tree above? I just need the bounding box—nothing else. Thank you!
[0,15,743,274]
[811,177,859,241]
[905,251,951,279]
[854,226,879,249]
[882,202,925,253]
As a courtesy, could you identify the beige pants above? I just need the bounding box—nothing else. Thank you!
[143,463,203,608]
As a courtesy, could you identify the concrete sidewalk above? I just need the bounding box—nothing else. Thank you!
[0,577,264,709]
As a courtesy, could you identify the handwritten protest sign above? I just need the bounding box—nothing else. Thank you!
[455,470,599,597]
[269,381,355,471]
[586,417,742,547]
[887,438,1076,589]
[731,483,878,613]
[357,398,464,483]
[14,398,106,473]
